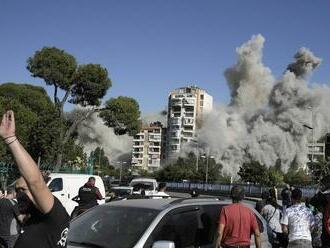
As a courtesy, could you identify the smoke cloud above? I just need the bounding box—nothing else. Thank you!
[76,112,133,165]
[196,34,328,174]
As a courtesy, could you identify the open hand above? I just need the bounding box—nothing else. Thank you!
[0,110,16,139]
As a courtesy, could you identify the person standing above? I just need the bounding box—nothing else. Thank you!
[0,187,22,248]
[262,196,287,248]
[215,185,261,248]
[72,177,103,217]
[281,184,292,210]
[280,188,315,248]
[0,110,70,248]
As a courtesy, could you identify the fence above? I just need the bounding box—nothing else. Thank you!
[166,182,318,199]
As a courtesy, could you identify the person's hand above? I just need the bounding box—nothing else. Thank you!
[0,110,16,140]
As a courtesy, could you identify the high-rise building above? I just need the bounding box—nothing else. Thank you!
[131,122,167,172]
[166,86,213,160]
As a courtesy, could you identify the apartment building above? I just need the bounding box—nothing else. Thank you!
[307,142,325,162]
[167,86,213,160]
[131,122,166,172]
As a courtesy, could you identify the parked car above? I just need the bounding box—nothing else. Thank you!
[47,173,106,215]
[129,178,158,196]
[108,186,133,201]
[67,198,271,248]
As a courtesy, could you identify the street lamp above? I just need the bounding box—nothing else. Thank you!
[191,139,199,171]
[200,152,215,190]
[116,161,127,183]
[304,106,314,162]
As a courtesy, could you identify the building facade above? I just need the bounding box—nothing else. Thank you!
[166,86,213,160]
[131,122,167,172]
[307,142,325,162]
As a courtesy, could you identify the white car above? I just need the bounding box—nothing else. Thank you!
[129,178,158,196]
[47,173,106,215]
[67,198,271,248]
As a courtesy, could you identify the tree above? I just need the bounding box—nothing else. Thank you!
[284,168,313,186]
[308,161,330,184]
[238,161,269,185]
[90,147,110,173]
[99,96,141,136]
[27,47,112,168]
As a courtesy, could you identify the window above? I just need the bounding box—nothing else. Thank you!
[145,207,200,248]
[48,178,63,192]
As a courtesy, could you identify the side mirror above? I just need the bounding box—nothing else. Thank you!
[152,240,175,248]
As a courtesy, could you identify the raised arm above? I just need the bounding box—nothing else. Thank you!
[0,111,54,214]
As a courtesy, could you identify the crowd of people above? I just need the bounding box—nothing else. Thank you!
[252,184,330,248]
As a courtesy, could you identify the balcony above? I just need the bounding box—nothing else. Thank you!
[131,158,143,164]
[148,149,161,154]
[133,135,145,141]
[183,117,194,126]
[132,143,144,148]
[149,135,161,141]
[171,100,182,106]
[182,98,195,106]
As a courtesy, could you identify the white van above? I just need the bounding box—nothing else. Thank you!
[129,178,158,196]
[47,173,106,215]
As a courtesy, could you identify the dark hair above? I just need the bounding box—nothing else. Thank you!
[6,187,15,195]
[261,191,270,200]
[88,177,96,182]
[291,188,302,201]
[231,185,245,202]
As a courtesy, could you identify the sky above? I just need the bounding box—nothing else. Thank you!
[1,0,330,114]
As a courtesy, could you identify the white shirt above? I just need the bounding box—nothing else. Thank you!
[262,204,282,233]
[280,203,315,242]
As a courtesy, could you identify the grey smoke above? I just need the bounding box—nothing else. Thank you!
[76,112,133,165]
[196,34,328,174]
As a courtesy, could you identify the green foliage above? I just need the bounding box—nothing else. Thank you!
[267,166,284,187]
[155,152,223,182]
[70,64,112,106]
[89,147,110,170]
[284,168,313,186]
[100,96,141,136]
[307,161,330,184]
[238,161,269,185]
[27,47,77,89]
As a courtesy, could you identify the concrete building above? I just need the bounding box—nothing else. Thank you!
[166,86,213,160]
[307,142,325,162]
[131,122,166,172]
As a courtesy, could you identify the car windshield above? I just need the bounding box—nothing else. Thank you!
[130,182,153,191]
[68,205,159,248]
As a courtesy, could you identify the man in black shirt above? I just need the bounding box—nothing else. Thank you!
[0,110,70,248]
[0,187,22,248]
[77,177,102,210]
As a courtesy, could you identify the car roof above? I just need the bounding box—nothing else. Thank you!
[105,197,232,211]
[49,173,102,179]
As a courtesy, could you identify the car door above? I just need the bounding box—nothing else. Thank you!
[144,206,201,248]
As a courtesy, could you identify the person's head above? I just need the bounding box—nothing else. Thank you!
[158,182,167,192]
[15,177,38,214]
[190,189,199,198]
[261,191,270,201]
[320,177,330,194]
[87,177,96,186]
[231,185,245,203]
[291,188,302,204]
[5,187,16,200]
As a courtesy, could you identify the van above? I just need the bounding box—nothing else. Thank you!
[47,173,106,215]
[129,178,158,196]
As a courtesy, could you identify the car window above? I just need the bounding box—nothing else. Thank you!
[145,207,201,248]
[68,206,159,248]
[48,178,63,192]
